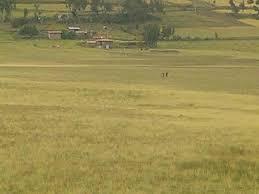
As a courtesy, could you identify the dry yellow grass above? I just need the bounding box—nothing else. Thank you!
[0,39,259,193]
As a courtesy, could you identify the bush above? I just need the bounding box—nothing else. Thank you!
[11,18,32,28]
[172,35,182,41]
[19,25,39,37]
[61,30,76,39]
[160,25,175,40]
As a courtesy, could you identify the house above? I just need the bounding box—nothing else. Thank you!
[48,31,62,40]
[96,39,113,49]
[75,31,88,39]
[68,27,80,32]
[86,39,113,49]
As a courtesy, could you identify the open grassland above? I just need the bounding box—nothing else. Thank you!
[1,0,259,193]
[0,39,259,194]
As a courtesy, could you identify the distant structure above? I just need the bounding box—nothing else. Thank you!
[48,31,62,40]
[87,38,113,49]
[68,26,89,39]
[96,38,113,49]
[68,27,81,32]
[86,32,113,49]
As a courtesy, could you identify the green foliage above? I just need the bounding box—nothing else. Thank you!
[11,17,32,27]
[33,0,41,19]
[121,0,164,22]
[122,0,148,22]
[247,0,254,4]
[160,24,175,40]
[19,24,39,37]
[239,1,245,11]
[23,8,29,18]
[150,0,165,13]
[61,30,76,39]
[102,1,113,14]
[229,0,240,14]
[0,0,16,21]
[144,23,160,47]
[65,0,88,16]
[90,0,101,15]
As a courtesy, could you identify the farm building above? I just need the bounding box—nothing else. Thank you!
[87,38,113,49]
[86,39,113,49]
[68,27,80,32]
[48,31,62,40]
[96,39,113,49]
[75,31,88,39]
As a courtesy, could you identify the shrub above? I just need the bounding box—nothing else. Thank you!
[11,18,32,28]
[61,30,76,39]
[19,25,39,37]
[160,25,175,40]
[247,0,254,4]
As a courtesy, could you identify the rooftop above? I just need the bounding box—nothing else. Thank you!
[48,31,62,34]
[68,27,81,30]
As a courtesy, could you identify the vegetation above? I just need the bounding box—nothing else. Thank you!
[65,0,88,16]
[18,24,39,37]
[0,0,259,194]
[144,23,160,47]
[229,0,240,14]
[61,29,76,39]
[0,0,16,21]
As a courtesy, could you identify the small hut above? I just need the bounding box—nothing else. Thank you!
[48,31,62,40]
[68,27,80,32]
[96,39,113,49]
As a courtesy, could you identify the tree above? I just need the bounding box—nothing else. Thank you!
[150,0,165,13]
[160,25,175,40]
[121,0,149,22]
[19,24,39,37]
[90,0,101,15]
[33,0,41,19]
[0,0,16,22]
[246,0,259,15]
[65,0,88,16]
[144,23,160,47]
[101,1,113,15]
[253,0,259,15]
[23,8,28,18]
[247,0,254,4]
[239,0,245,12]
[229,0,239,14]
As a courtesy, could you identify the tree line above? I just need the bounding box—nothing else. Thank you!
[0,0,165,22]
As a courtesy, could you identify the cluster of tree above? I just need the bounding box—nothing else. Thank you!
[65,0,165,22]
[144,24,175,47]
[229,0,259,15]
[0,0,16,21]
[18,24,39,37]
[229,0,240,13]
[247,0,259,15]
[1,0,165,23]
[65,0,113,16]
[122,0,165,22]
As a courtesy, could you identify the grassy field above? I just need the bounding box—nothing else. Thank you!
[0,0,259,193]
[0,39,259,194]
